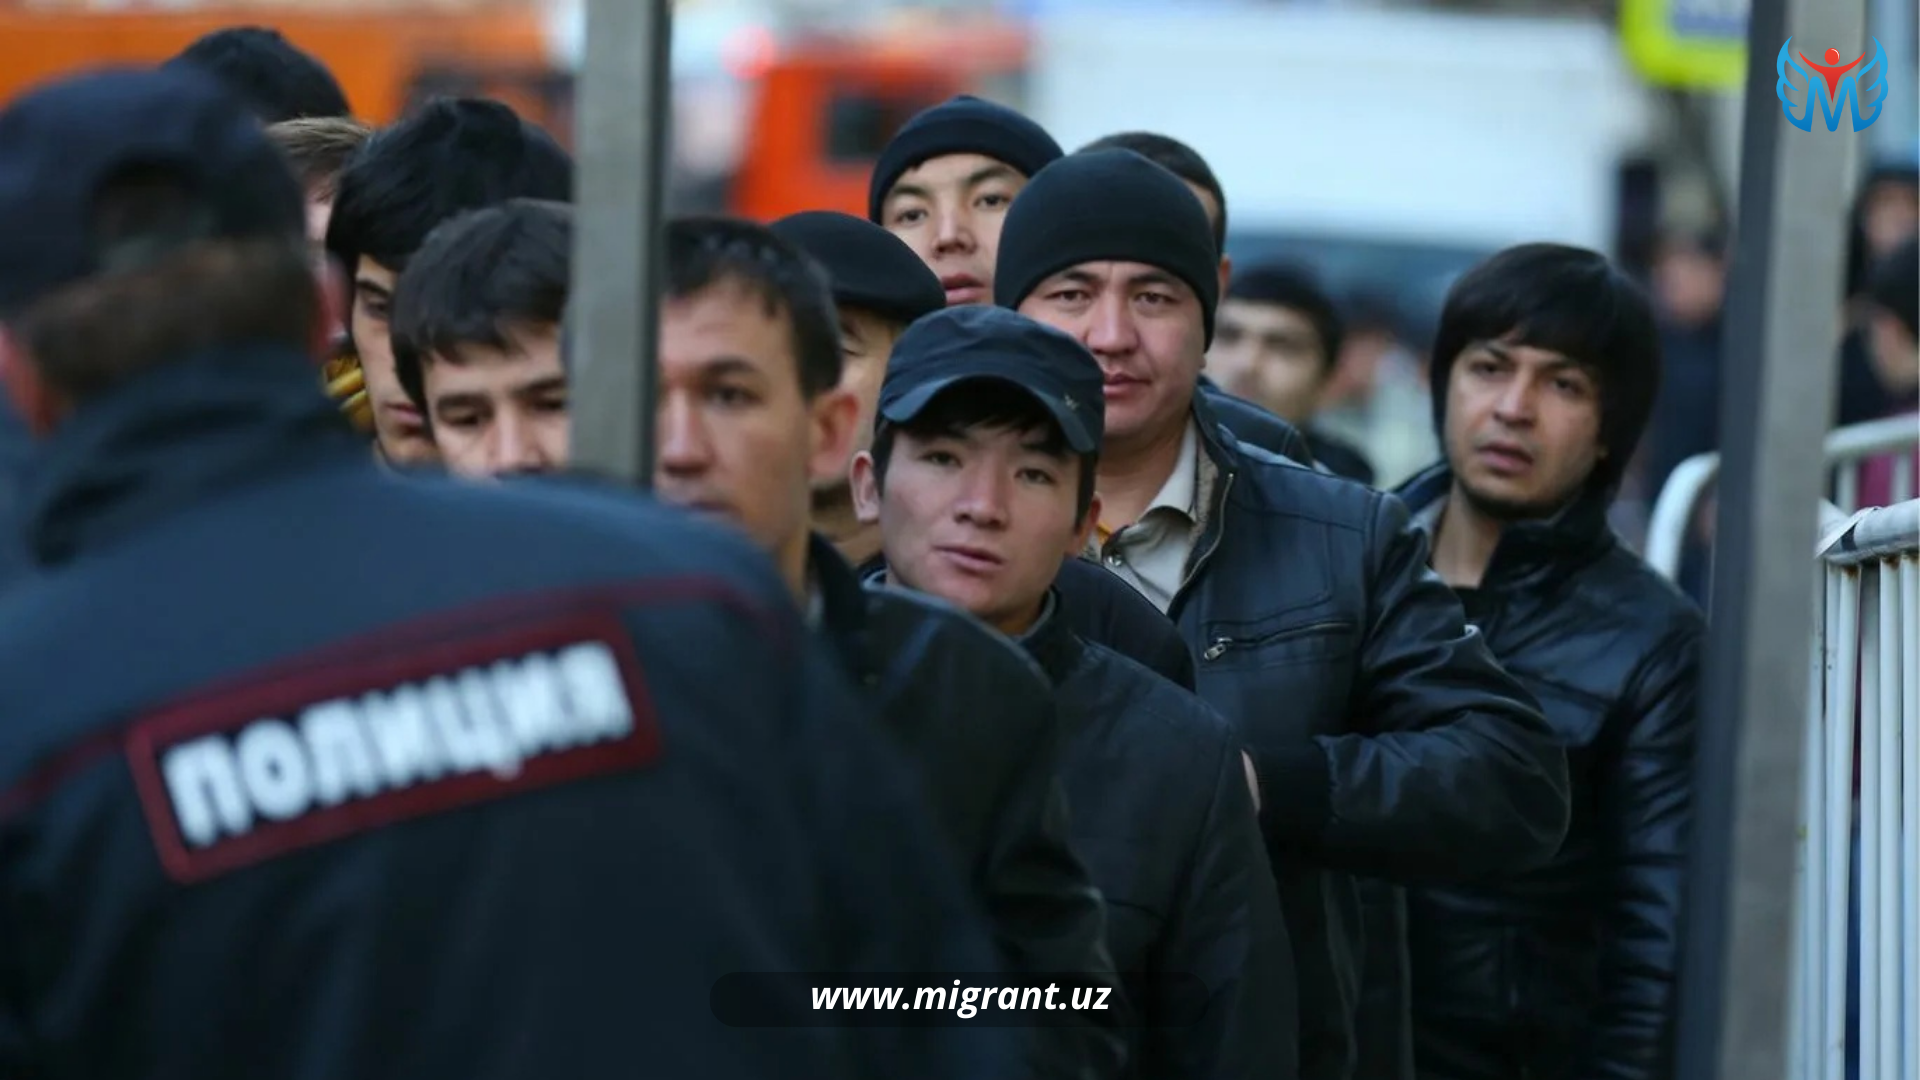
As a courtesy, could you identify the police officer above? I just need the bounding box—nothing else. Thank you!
[0,67,1008,1080]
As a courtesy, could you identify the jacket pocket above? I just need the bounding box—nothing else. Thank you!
[1199,618,1355,666]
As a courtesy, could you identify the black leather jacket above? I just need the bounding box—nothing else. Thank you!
[1117,413,1572,1080]
[1394,467,1705,1080]
[1199,381,1313,468]
[814,538,1126,1078]
[1020,591,1298,1079]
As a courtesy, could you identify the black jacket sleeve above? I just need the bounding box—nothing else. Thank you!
[987,690,1130,1079]
[1257,492,1572,881]
[1141,738,1300,1080]
[791,636,1024,1079]
[1579,624,1702,1080]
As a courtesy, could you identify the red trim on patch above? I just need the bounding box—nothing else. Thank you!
[124,608,661,886]
[1,574,789,826]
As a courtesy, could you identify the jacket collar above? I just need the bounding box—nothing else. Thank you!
[1013,589,1080,685]
[809,531,878,682]
[1396,461,1617,590]
[19,344,359,568]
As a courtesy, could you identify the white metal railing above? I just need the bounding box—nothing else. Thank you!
[1790,498,1920,1080]
[1646,414,1920,580]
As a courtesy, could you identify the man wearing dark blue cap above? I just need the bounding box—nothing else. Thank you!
[996,146,1574,1080]
[851,303,1300,1078]
[870,95,1063,310]
[0,67,1007,1080]
[769,210,946,564]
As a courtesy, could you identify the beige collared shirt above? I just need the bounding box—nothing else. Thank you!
[1089,420,1202,613]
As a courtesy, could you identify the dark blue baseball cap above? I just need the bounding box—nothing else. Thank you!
[0,66,307,319]
[878,304,1104,454]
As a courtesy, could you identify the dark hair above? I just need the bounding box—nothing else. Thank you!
[1079,131,1227,253]
[324,98,573,282]
[1225,262,1345,374]
[1430,243,1660,490]
[664,215,842,398]
[1865,235,1919,339]
[870,380,1098,522]
[164,26,351,124]
[9,169,313,401]
[390,199,572,413]
[267,116,374,200]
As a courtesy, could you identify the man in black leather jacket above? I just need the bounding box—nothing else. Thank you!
[851,302,1297,1078]
[1395,244,1704,1080]
[997,147,1573,1080]
[648,216,1125,1078]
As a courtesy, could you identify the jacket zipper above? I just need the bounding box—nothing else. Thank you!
[1202,618,1349,661]
[1172,470,1235,614]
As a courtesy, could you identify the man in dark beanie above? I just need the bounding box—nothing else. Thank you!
[869,95,1062,309]
[1392,243,1704,1080]
[1000,146,1572,1080]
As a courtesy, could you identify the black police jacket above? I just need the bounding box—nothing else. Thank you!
[817,538,1127,1078]
[1018,591,1299,1080]
[0,347,1014,1080]
[1135,411,1572,1080]
[1394,466,1705,1080]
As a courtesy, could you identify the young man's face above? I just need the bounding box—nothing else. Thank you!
[1208,299,1329,425]
[852,412,1098,637]
[1019,261,1207,452]
[655,281,856,569]
[421,323,569,479]
[350,258,438,465]
[814,303,905,495]
[1444,336,1605,518]
[879,153,1025,307]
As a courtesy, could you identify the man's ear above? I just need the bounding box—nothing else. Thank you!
[1217,254,1233,301]
[807,387,861,487]
[0,325,64,437]
[1067,490,1102,556]
[311,253,348,363]
[850,450,883,524]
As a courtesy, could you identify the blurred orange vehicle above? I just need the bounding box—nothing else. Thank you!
[725,18,1030,221]
[0,1,560,128]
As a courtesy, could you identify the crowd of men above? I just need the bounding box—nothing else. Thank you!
[10,20,1914,1080]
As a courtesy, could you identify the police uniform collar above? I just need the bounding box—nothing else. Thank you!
[19,344,358,568]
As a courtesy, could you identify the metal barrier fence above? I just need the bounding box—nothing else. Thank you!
[1646,415,1920,581]
[1790,498,1919,1080]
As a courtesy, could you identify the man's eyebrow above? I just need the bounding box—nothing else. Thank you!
[966,163,1019,188]
[513,375,571,398]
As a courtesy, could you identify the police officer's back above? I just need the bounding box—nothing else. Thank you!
[0,68,1006,1080]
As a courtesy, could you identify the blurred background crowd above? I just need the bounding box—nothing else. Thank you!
[4,0,1917,577]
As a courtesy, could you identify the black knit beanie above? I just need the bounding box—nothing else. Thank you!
[992,148,1221,345]
[770,210,945,326]
[866,95,1062,223]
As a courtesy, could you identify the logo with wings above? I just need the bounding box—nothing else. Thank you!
[1776,38,1888,133]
